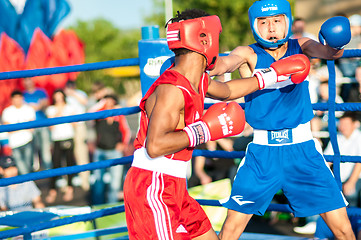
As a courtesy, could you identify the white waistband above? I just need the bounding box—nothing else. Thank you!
[132,147,189,178]
[253,122,313,146]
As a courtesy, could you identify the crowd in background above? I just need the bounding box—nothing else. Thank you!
[0,78,133,211]
[0,15,360,233]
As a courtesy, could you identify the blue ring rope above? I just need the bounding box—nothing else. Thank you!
[0,58,139,80]
[2,198,360,239]
[0,49,360,239]
[327,60,342,189]
[313,102,361,111]
[0,205,125,239]
[0,107,140,133]
[0,49,356,81]
[0,102,360,134]
[0,156,133,187]
[0,201,295,239]
[1,151,361,188]
[343,49,361,58]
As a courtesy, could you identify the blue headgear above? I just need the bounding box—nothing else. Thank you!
[248,0,292,48]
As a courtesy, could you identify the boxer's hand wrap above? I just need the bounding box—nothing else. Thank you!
[183,121,211,147]
[254,67,278,90]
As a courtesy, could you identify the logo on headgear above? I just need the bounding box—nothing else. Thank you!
[167,30,180,42]
[261,6,278,12]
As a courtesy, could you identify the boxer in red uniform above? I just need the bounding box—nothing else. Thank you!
[123,9,310,240]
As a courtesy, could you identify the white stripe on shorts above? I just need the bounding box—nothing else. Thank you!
[146,172,174,240]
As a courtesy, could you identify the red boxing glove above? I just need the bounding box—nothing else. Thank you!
[183,102,245,147]
[255,54,311,89]
[271,54,310,84]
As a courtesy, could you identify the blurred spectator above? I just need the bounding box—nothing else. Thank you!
[290,17,317,40]
[336,14,361,101]
[64,80,88,114]
[87,81,106,109]
[188,144,211,188]
[89,94,131,204]
[317,80,344,118]
[207,139,236,182]
[188,138,236,188]
[346,66,361,121]
[87,81,115,111]
[22,77,52,171]
[308,58,323,104]
[2,90,35,175]
[0,131,12,157]
[0,156,45,211]
[64,80,90,191]
[308,58,344,105]
[343,15,361,122]
[295,112,361,235]
[233,122,253,152]
[346,66,361,122]
[86,83,115,157]
[312,80,344,148]
[45,89,77,203]
[325,112,361,207]
[347,14,361,49]
[309,59,344,148]
[232,122,253,178]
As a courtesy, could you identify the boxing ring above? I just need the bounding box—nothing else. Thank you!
[0,28,361,239]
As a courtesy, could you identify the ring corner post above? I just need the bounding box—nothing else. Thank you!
[138,25,174,97]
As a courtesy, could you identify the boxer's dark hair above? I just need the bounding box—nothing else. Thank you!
[168,9,210,24]
[166,9,210,57]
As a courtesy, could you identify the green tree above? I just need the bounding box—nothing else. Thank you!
[68,19,141,95]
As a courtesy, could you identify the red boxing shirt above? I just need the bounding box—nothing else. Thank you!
[134,69,209,161]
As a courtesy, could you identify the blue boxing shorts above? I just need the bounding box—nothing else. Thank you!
[221,123,347,217]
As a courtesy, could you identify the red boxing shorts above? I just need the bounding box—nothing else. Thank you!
[124,166,212,240]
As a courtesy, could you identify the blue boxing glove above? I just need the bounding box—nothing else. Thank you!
[318,16,351,50]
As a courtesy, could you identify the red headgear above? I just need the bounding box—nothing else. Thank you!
[166,15,222,70]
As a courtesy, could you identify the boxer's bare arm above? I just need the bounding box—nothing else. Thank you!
[207,46,259,100]
[206,76,259,101]
[145,84,189,158]
[298,37,343,59]
[207,54,311,100]
[210,46,253,76]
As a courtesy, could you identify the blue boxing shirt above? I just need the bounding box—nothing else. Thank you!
[245,39,314,130]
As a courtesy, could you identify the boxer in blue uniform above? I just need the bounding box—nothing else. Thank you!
[210,0,355,239]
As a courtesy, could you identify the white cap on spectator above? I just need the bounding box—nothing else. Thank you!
[349,14,361,27]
